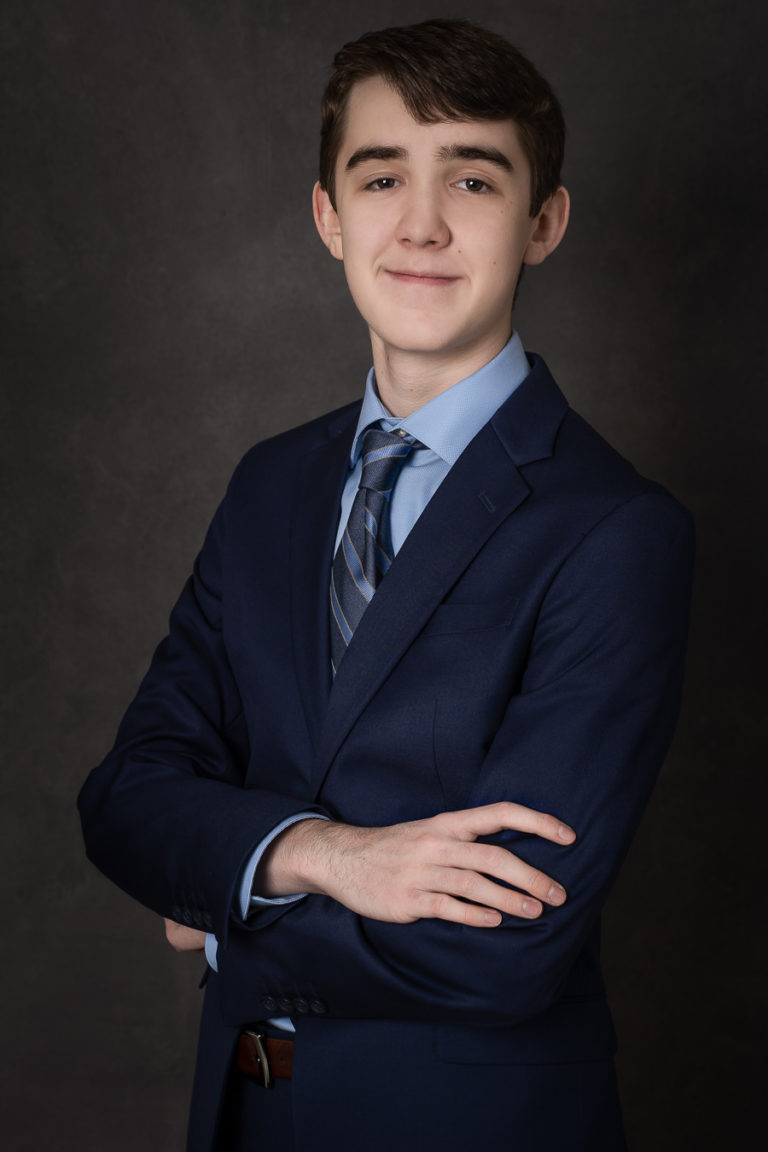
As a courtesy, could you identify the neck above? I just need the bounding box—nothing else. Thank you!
[371,333,511,417]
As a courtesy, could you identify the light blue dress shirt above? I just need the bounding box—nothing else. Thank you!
[204,333,533,1023]
[335,332,532,556]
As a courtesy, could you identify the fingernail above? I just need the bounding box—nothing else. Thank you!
[522,899,542,917]
[484,911,502,926]
[558,823,575,841]
[547,883,566,905]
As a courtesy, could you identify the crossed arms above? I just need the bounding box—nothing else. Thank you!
[82,445,694,1026]
[165,800,577,951]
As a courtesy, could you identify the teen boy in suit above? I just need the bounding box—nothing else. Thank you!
[79,19,693,1151]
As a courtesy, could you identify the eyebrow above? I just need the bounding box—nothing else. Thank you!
[436,144,513,171]
[345,146,407,171]
[344,143,514,173]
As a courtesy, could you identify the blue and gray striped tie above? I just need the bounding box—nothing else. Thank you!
[330,425,419,674]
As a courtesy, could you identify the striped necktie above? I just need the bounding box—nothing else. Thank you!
[330,425,419,674]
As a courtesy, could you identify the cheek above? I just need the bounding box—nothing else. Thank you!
[339,248,380,324]
[479,227,529,292]
[466,218,514,263]
[338,226,377,278]
[341,207,389,249]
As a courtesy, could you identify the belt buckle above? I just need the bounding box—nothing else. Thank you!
[243,1029,272,1089]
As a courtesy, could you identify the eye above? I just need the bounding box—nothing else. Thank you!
[455,177,492,193]
[364,176,401,191]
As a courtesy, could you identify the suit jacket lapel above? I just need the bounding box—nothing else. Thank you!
[313,359,569,790]
[290,404,358,754]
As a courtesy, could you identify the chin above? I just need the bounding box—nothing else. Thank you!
[374,319,469,355]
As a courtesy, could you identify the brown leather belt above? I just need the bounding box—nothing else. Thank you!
[236,1030,294,1087]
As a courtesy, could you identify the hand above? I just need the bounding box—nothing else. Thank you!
[257,802,575,928]
[163,918,206,952]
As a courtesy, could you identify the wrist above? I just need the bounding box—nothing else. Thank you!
[256,817,340,898]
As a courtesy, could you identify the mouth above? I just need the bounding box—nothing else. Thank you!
[385,269,459,286]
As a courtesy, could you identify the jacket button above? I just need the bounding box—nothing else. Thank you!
[310,999,327,1015]
[260,996,277,1012]
[277,998,293,1013]
[294,998,310,1014]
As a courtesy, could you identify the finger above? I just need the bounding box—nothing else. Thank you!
[173,934,206,952]
[409,889,508,928]
[447,842,567,906]
[164,918,206,952]
[431,867,547,919]
[443,801,576,845]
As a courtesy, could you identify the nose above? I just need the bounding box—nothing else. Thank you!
[397,188,451,248]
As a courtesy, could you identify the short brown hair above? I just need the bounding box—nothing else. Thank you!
[319,19,565,216]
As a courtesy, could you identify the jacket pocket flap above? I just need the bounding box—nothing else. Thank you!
[421,598,519,637]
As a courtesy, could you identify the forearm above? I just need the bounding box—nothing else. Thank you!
[256,804,573,925]
[216,762,651,1030]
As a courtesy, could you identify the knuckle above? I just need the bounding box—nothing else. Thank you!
[435,841,455,865]
[462,903,480,926]
[509,891,536,916]
[454,869,475,896]
[403,886,423,912]
[421,833,442,859]
[409,832,431,859]
[431,892,451,918]
[501,890,522,914]
[485,844,509,869]
[472,844,506,882]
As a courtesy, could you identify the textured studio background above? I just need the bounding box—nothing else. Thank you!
[2,1,766,1148]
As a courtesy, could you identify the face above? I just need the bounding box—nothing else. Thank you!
[314,76,569,383]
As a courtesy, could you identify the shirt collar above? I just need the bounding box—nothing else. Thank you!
[349,332,532,467]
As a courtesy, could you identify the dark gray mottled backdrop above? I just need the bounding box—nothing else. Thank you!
[2,0,766,1148]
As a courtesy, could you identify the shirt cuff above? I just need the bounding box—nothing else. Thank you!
[204,931,219,972]
[205,813,330,974]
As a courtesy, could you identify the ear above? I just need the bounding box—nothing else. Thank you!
[312,181,344,261]
[522,186,570,266]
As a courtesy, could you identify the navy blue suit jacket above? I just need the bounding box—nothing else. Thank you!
[79,357,694,1150]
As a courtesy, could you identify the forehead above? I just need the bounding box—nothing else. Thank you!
[337,75,526,169]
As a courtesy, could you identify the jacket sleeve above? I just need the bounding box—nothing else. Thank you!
[77,472,328,945]
[216,490,695,1028]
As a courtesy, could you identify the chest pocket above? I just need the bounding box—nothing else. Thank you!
[420,598,519,638]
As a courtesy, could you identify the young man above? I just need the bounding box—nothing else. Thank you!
[79,19,693,1152]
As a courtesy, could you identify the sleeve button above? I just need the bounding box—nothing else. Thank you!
[277,998,293,1013]
[310,999,327,1015]
[260,996,277,1012]
[294,998,310,1014]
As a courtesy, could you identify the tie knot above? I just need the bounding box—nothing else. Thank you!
[358,426,418,495]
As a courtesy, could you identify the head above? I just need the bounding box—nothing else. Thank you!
[319,18,565,218]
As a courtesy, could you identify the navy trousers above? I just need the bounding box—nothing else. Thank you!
[210,1017,626,1151]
